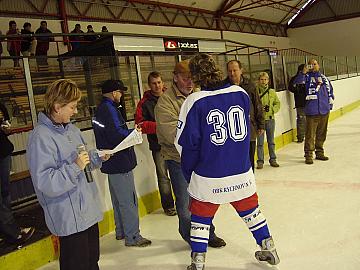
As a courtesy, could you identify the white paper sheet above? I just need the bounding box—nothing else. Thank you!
[98,129,143,157]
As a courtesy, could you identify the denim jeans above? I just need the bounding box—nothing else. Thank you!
[257,119,277,164]
[151,151,175,210]
[0,155,12,208]
[166,160,216,243]
[296,107,306,141]
[108,171,141,245]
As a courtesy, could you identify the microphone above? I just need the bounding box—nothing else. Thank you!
[76,144,94,183]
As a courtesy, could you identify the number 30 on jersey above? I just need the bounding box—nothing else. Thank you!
[207,105,247,146]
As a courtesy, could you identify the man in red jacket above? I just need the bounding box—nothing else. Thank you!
[135,72,176,216]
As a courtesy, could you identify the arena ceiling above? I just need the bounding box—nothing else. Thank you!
[0,1,359,36]
[152,0,309,25]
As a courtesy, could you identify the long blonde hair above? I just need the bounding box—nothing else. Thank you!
[44,79,81,115]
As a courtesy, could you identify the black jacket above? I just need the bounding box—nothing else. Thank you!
[21,29,35,52]
[135,90,161,152]
[288,74,306,108]
[92,98,137,174]
[225,76,265,141]
[0,102,14,159]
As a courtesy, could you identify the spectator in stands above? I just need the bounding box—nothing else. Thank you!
[6,20,21,67]
[226,60,264,171]
[135,71,176,216]
[27,79,110,270]
[92,79,152,247]
[256,72,280,169]
[69,24,84,51]
[154,60,226,248]
[84,25,98,42]
[21,22,37,57]
[288,64,308,143]
[304,59,334,164]
[0,101,14,208]
[101,26,108,32]
[35,21,54,66]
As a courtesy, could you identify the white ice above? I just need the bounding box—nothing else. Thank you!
[39,108,360,270]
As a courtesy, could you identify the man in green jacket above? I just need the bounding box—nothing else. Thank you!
[256,72,280,169]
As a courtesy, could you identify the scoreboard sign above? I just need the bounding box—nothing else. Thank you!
[163,38,199,52]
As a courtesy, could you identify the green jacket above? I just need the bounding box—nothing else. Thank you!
[257,85,280,120]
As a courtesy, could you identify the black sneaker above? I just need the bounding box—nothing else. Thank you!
[125,236,152,247]
[15,227,35,245]
[208,236,226,248]
[315,155,329,161]
[116,235,124,240]
[164,208,177,216]
[269,161,280,167]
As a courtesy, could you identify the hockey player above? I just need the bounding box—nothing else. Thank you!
[175,54,280,270]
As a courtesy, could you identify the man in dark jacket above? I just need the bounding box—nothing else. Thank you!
[289,64,308,143]
[20,22,36,56]
[35,21,54,66]
[135,72,176,216]
[0,102,14,207]
[92,80,151,247]
[226,60,264,171]
[0,101,35,245]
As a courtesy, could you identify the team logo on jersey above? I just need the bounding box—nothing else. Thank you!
[177,120,183,129]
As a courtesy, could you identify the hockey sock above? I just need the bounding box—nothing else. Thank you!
[190,214,212,253]
[238,206,270,246]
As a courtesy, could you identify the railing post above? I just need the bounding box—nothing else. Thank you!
[23,58,37,126]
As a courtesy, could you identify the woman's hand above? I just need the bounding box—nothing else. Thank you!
[75,151,90,170]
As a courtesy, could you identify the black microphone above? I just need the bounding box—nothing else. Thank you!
[76,144,94,183]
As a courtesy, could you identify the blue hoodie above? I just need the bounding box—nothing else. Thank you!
[305,71,334,116]
[27,112,103,236]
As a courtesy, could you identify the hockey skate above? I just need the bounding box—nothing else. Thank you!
[255,237,280,265]
[187,252,206,270]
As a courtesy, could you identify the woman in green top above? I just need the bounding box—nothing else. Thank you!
[256,72,280,169]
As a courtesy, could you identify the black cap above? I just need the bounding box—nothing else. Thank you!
[87,25,93,29]
[101,80,127,94]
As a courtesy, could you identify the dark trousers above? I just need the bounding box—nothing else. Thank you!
[304,113,329,158]
[59,224,100,270]
[296,107,306,141]
[151,150,174,210]
[249,141,256,172]
[0,203,20,241]
[0,155,12,207]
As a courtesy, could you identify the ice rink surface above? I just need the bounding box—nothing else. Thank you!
[39,108,360,270]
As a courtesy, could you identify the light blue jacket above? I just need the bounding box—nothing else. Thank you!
[27,112,103,236]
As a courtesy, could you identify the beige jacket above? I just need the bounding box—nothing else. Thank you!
[155,83,196,162]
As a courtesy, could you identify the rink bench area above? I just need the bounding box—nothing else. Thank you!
[0,98,359,270]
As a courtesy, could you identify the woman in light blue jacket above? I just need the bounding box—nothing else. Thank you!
[27,79,109,270]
